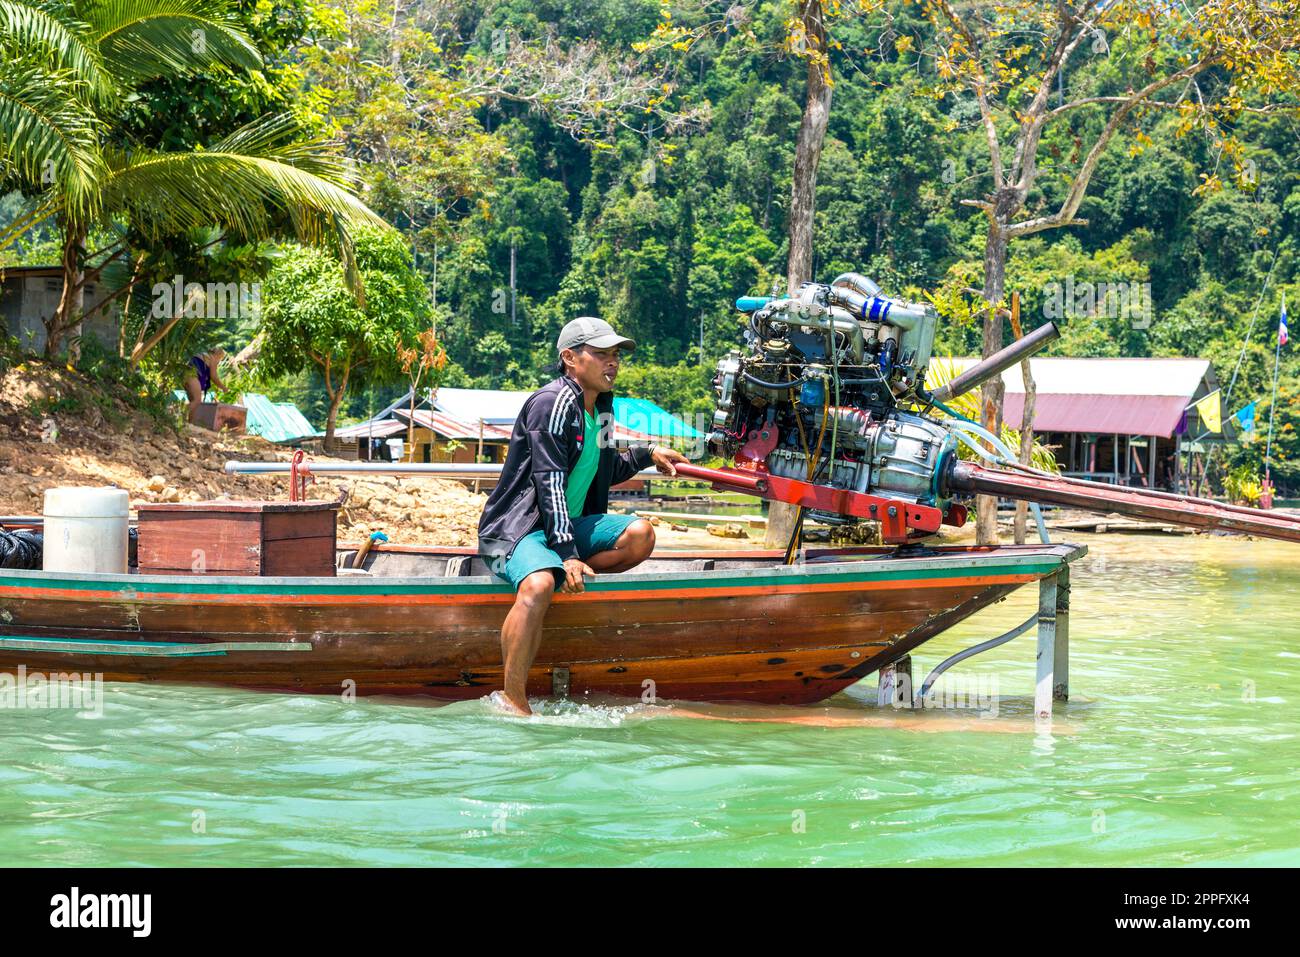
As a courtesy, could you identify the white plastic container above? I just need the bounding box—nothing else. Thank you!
[42,487,130,574]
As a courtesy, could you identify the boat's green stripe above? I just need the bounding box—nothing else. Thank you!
[0,559,1060,598]
[0,636,311,656]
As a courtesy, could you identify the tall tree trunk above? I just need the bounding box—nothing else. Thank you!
[324,360,350,445]
[326,389,344,445]
[48,223,86,360]
[117,253,147,358]
[406,378,419,462]
[976,223,1009,545]
[768,0,832,551]
[1007,291,1037,544]
[784,0,832,295]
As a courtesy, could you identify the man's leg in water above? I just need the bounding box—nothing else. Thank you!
[493,517,653,715]
[499,569,555,715]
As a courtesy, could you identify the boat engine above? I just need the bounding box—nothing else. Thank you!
[706,274,962,533]
[692,271,1300,547]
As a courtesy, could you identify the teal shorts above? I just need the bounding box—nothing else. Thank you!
[494,513,641,591]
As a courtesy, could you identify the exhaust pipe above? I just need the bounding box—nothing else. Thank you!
[931,321,1060,402]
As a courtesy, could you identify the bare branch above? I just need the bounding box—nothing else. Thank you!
[1007,60,1209,238]
[931,0,1005,187]
[457,34,709,140]
[1011,6,1102,191]
[1051,96,1296,117]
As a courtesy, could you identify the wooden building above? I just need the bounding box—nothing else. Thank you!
[334,399,512,464]
[951,356,1234,493]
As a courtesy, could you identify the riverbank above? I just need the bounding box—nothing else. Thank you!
[1,357,487,546]
[1,358,761,551]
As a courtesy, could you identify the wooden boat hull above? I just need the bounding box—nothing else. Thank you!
[0,542,1086,705]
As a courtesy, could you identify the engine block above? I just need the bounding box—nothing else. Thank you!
[707,273,958,529]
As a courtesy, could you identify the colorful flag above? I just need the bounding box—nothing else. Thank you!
[1231,401,1256,436]
[1281,293,1289,347]
[1194,390,1222,433]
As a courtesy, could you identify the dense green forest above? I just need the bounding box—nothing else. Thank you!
[3,0,1298,488]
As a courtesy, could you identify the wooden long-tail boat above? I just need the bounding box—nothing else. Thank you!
[0,525,1086,705]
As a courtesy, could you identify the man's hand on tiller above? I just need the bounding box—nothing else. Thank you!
[650,445,690,476]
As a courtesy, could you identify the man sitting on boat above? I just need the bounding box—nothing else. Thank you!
[477,317,689,716]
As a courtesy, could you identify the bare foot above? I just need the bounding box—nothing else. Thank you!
[488,690,532,716]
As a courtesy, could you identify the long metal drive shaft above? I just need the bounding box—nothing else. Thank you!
[947,462,1300,544]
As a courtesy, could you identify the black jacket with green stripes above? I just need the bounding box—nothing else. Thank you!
[476,374,654,572]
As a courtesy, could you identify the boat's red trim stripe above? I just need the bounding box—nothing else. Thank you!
[0,573,1042,606]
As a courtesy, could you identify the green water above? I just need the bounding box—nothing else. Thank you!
[2,533,1297,867]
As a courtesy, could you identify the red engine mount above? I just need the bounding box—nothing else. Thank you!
[670,462,951,544]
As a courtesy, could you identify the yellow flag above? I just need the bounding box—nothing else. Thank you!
[1194,390,1222,433]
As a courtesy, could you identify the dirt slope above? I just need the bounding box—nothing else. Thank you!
[0,358,738,551]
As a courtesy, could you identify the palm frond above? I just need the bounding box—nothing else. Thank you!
[208,113,362,191]
[0,0,112,100]
[81,0,261,82]
[99,117,388,298]
[0,60,103,213]
[101,150,386,244]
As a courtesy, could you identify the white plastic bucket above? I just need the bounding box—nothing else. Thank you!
[42,487,130,574]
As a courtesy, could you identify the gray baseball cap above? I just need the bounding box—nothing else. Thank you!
[557,316,636,353]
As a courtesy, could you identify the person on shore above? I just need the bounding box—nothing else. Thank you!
[182,348,227,424]
[477,317,689,715]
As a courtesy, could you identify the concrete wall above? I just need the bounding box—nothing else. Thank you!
[1,273,120,354]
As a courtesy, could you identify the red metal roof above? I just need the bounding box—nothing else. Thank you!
[395,408,514,441]
[1001,393,1190,438]
[333,418,408,439]
[337,408,657,445]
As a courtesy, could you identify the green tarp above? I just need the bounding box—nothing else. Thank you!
[171,390,320,444]
[612,397,704,439]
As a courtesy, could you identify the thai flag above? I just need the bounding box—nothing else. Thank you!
[1281,294,1289,347]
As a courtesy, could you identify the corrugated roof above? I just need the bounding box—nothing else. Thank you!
[945,357,1220,438]
[433,387,529,424]
[950,356,1212,397]
[334,418,408,439]
[241,393,321,444]
[1000,393,1197,437]
[170,390,321,443]
[612,397,704,439]
[396,408,514,441]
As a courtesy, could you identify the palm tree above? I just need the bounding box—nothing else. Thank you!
[0,0,386,358]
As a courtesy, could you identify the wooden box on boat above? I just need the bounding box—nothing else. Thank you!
[136,500,339,577]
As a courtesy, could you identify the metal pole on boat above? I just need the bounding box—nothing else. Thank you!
[224,461,668,482]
